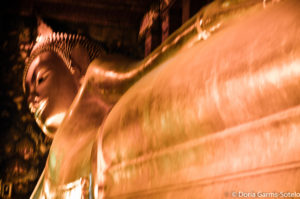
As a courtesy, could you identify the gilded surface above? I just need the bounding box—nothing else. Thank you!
[27,0,300,198]
[97,0,300,198]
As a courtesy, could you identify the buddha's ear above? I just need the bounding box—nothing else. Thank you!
[70,44,90,77]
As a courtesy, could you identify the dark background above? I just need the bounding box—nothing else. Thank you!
[0,15,53,199]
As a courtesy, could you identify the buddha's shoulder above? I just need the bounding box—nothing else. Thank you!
[86,54,140,76]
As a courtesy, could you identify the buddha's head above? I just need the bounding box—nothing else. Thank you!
[23,33,103,138]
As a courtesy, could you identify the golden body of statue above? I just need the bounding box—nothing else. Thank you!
[24,0,300,198]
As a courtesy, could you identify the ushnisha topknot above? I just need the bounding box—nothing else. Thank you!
[23,32,104,92]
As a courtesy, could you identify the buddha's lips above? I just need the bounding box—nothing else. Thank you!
[34,99,48,125]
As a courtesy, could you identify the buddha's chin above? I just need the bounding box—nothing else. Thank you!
[41,112,66,139]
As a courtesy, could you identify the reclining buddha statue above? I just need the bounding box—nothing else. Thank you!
[24,0,300,198]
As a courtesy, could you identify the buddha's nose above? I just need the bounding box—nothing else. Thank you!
[27,92,36,104]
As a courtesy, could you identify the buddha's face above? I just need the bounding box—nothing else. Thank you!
[25,51,79,138]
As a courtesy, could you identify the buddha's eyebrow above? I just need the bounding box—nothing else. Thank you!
[27,66,39,88]
[31,68,38,83]
[24,69,35,95]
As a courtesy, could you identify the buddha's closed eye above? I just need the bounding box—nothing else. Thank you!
[36,70,50,86]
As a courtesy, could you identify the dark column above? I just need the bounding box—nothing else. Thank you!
[144,29,152,57]
[182,0,190,24]
[161,10,170,42]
